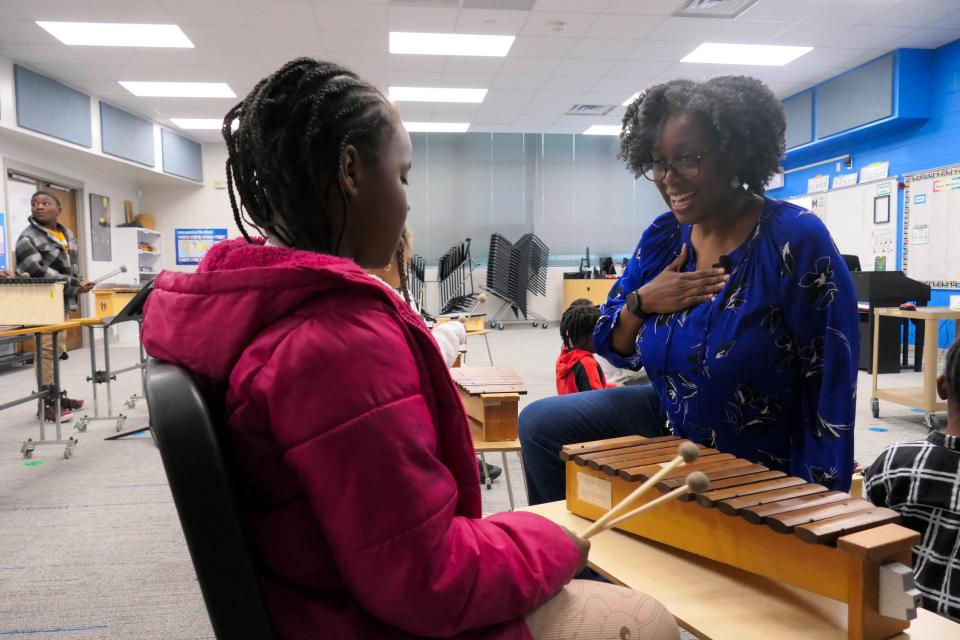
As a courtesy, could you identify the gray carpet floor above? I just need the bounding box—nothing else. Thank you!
[0,327,942,638]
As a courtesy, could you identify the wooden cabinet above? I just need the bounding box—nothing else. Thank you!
[562,279,616,309]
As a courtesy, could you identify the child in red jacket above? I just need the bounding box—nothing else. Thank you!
[557,300,611,395]
[142,59,675,640]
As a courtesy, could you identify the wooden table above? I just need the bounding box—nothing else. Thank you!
[562,278,616,309]
[93,287,140,319]
[523,501,960,640]
[871,307,960,429]
[0,318,101,459]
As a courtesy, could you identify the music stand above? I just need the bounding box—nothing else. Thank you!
[89,281,154,441]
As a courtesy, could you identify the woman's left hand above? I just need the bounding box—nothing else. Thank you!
[79,281,94,293]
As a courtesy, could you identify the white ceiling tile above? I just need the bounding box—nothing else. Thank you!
[512,113,558,124]
[388,6,459,32]
[585,14,663,39]
[608,60,673,78]
[8,0,101,21]
[387,71,444,86]
[534,0,610,11]
[625,39,699,61]
[483,88,537,103]
[521,12,598,37]
[186,0,320,28]
[432,104,482,117]
[935,9,960,28]
[508,35,578,57]
[541,74,596,90]
[184,25,324,50]
[491,73,548,90]
[870,0,960,27]
[0,20,60,45]
[441,72,496,86]
[566,38,637,59]
[0,43,83,65]
[322,29,388,52]
[886,27,960,49]
[591,76,656,93]
[803,0,903,25]
[770,22,852,47]
[531,89,585,103]
[785,47,873,69]
[578,90,635,104]
[498,56,562,74]
[553,114,615,126]
[394,104,436,120]
[522,102,569,115]
[158,0,235,25]
[552,57,617,76]
[603,0,686,15]
[456,9,530,34]
[739,0,832,22]
[443,56,504,74]
[389,55,447,72]
[81,0,174,22]
[474,103,525,116]
[312,2,389,29]
[645,17,791,43]
[838,25,914,49]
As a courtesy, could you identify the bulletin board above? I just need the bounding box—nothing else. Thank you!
[175,228,227,265]
[902,165,960,289]
[786,177,898,271]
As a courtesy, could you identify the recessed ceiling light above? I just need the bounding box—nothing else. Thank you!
[583,125,621,136]
[36,21,193,48]
[171,118,223,130]
[120,81,236,98]
[389,87,487,103]
[390,32,514,57]
[622,91,642,106]
[682,43,813,66]
[403,122,471,133]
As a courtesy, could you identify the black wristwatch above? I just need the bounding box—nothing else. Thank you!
[625,289,647,318]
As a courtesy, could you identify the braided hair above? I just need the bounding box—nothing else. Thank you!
[561,302,600,350]
[222,58,394,253]
[945,339,960,401]
[395,227,412,306]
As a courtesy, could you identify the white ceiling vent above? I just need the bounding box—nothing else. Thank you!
[674,0,760,19]
[565,104,615,116]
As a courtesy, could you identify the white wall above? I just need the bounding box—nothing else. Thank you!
[140,143,239,272]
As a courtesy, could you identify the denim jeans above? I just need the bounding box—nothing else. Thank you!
[518,384,667,505]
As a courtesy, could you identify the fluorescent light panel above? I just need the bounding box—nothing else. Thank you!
[583,125,621,136]
[403,122,470,133]
[389,86,486,103]
[682,43,812,66]
[37,21,193,47]
[120,81,236,98]
[390,32,514,57]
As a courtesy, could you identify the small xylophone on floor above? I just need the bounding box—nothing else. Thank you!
[449,366,526,441]
[563,435,923,640]
[0,278,65,325]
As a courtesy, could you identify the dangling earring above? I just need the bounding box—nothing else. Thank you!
[384,262,392,271]
[730,176,741,189]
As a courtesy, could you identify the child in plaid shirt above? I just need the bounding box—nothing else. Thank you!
[865,339,960,622]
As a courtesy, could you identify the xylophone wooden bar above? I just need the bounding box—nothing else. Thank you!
[564,435,922,640]
[449,366,527,441]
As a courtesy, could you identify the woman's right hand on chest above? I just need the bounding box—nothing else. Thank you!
[637,245,728,315]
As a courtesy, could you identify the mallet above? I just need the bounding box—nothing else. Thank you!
[588,471,711,538]
[89,265,128,286]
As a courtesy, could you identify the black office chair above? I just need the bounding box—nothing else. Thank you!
[145,360,276,639]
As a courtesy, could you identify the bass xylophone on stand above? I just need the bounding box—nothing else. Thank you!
[563,435,923,640]
[0,278,65,325]
[449,366,526,441]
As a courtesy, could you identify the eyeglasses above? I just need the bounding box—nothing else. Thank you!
[639,146,718,182]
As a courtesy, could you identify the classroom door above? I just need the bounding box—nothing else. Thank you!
[43,183,83,350]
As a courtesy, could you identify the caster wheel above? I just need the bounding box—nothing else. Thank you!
[497,323,504,330]
[532,322,538,327]
[542,323,548,329]
[22,448,33,459]
[125,399,136,409]
[63,447,73,459]
[871,399,879,419]
[924,413,940,430]
[116,418,127,432]
[75,420,88,433]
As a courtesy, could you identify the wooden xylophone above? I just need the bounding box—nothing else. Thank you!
[0,278,65,325]
[563,435,923,640]
[449,366,526,441]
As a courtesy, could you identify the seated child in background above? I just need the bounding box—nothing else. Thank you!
[556,299,612,395]
[864,338,960,622]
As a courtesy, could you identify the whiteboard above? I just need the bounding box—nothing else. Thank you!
[785,178,898,271]
[903,165,960,289]
[6,176,37,247]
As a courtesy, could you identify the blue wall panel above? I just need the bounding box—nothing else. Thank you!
[783,91,813,149]
[161,128,202,181]
[815,54,894,139]
[14,65,92,147]
[769,40,960,347]
[100,102,155,167]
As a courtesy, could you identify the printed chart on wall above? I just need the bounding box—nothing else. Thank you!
[787,177,898,271]
[175,228,227,265]
[903,166,960,289]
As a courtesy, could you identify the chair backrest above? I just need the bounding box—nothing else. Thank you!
[145,360,276,639]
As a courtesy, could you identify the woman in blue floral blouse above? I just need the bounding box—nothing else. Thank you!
[520,76,859,504]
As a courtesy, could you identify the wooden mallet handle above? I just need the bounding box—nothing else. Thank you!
[588,471,711,538]
[581,441,699,539]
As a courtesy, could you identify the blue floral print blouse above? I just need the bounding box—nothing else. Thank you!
[595,198,859,490]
